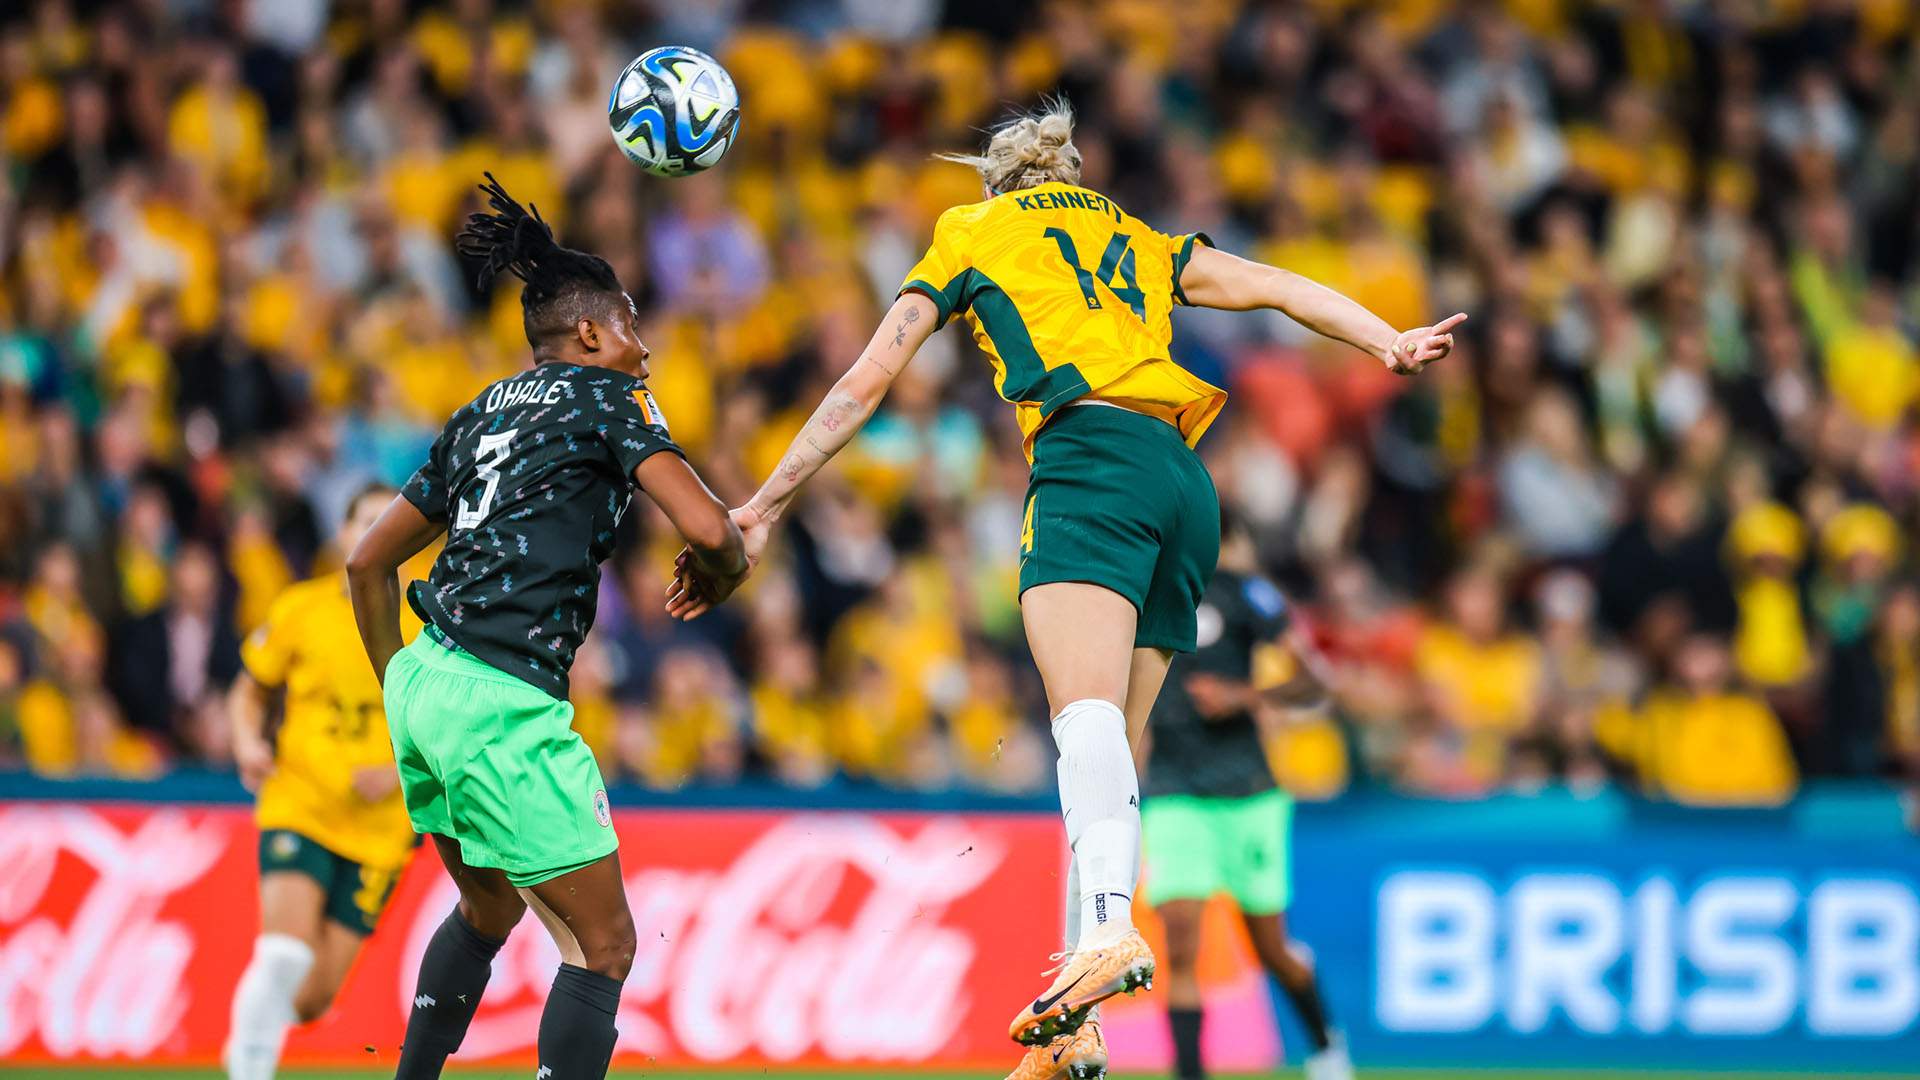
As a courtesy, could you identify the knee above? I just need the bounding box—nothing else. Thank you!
[1165,939,1201,975]
[292,984,336,1025]
[1158,913,1203,972]
[578,910,638,982]
[457,894,525,941]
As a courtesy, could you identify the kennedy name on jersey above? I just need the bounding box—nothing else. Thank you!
[1009,188,1123,221]
[486,378,571,411]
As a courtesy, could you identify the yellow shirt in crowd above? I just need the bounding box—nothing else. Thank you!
[1415,626,1543,733]
[1598,689,1798,807]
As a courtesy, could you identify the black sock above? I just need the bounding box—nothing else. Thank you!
[1168,1006,1204,1080]
[537,963,623,1080]
[393,908,506,1079]
[1277,971,1335,1051]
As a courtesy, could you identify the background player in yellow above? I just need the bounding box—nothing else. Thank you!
[685,102,1464,1080]
[224,482,421,1080]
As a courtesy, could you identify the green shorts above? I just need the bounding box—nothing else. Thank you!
[383,630,617,888]
[257,829,402,935]
[1141,788,1293,914]
[1019,404,1221,653]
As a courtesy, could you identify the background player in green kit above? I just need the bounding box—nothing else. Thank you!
[1141,509,1350,1080]
[345,175,748,1080]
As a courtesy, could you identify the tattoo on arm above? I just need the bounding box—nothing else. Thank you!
[890,305,922,348]
[819,396,858,432]
[757,386,881,514]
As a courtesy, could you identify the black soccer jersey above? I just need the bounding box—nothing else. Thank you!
[1145,569,1292,799]
[401,363,680,699]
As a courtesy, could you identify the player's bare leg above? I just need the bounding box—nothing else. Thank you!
[1156,898,1208,1079]
[394,835,524,1080]
[1010,583,1156,1045]
[225,872,325,1079]
[1243,911,1350,1080]
[1123,646,1174,757]
[523,851,638,1080]
[292,920,374,1023]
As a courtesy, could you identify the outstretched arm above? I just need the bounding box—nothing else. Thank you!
[1178,244,1466,374]
[722,291,939,567]
[345,496,443,683]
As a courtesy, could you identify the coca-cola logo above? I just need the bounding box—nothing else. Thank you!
[0,807,229,1057]
[403,814,1006,1061]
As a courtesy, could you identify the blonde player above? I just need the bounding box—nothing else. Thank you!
[224,483,420,1079]
[680,102,1462,1079]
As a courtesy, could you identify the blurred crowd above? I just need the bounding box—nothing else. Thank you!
[2,0,1919,807]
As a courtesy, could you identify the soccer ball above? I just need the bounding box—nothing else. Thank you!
[607,46,741,177]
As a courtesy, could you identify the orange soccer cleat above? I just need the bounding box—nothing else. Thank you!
[1003,1018,1108,1080]
[1007,930,1155,1045]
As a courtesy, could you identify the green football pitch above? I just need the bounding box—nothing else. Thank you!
[7,1060,1912,1068]
[5,1070,1913,1080]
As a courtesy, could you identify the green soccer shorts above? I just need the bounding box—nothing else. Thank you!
[1019,404,1221,653]
[256,829,401,935]
[383,630,616,887]
[1141,787,1294,915]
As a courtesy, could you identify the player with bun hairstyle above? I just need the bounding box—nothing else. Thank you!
[688,104,1465,1080]
[347,175,747,1080]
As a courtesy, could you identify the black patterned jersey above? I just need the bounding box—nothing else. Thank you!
[1145,570,1291,799]
[401,362,680,699]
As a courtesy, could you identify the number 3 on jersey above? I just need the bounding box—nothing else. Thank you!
[1045,227,1146,321]
[455,428,518,531]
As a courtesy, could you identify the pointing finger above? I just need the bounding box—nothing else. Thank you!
[1432,312,1469,335]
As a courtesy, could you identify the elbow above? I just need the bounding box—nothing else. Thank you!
[344,540,384,586]
[836,370,889,416]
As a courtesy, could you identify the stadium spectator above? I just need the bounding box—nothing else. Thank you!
[1411,564,1545,793]
[1596,633,1798,807]
[108,540,242,757]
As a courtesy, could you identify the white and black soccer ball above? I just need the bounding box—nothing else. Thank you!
[607,46,741,177]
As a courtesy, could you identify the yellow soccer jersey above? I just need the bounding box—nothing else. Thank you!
[900,182,1226,458]
[244,574,420,869]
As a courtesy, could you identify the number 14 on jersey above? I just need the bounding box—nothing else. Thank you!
[1045,227,1146,320]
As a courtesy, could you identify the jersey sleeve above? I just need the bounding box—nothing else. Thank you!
[240,589,300,687]
[603,383,684,478]
[402,427,452,524]
[898,208,973,326]
[1168,231,1215,307]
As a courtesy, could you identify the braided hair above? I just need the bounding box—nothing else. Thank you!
[456,172,627,347]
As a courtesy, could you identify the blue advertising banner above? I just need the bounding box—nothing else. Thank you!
[1288,788,1920,1071]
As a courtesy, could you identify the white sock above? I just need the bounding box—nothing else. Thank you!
[1052,698,1139,945]
[1062,858,1101,1023]
[225,933,315,1080]
[1063,857,1081,950]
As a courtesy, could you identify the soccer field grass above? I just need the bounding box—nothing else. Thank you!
[7,1060,1912,1068]
[6,1071,1916,1080]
